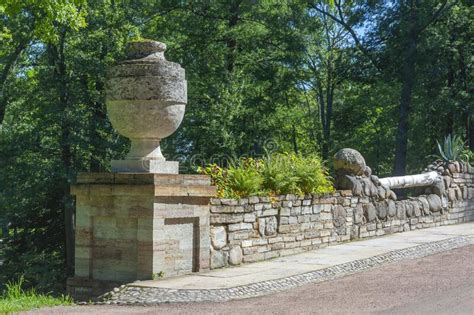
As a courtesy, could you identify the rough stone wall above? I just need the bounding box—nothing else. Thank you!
[208,163,474,269]
[448,167,474,222]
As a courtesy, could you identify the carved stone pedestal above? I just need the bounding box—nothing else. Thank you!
[66,173,215,301]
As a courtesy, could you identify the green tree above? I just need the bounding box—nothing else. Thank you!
[0,0,471,293]
[0,0,132,290]
[311,0,462,175]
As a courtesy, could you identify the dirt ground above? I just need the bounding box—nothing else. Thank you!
[24,245,474,315]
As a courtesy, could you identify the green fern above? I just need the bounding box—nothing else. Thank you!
[198,153,335,198]
[261,153,334,195]
[227,167,263,198]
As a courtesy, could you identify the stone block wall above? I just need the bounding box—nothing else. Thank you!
[67,173,215,300]
[450,171,474,222]
[208,163,474,269]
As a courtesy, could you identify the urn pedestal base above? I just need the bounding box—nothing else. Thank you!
[67,173,215,301]
[111,159,179,174]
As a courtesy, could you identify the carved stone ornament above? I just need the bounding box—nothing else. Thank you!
[106,40,186,173]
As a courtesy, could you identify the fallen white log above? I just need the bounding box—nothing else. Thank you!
[379,171,441,189]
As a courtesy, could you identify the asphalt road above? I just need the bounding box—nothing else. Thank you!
[26,245,474,315]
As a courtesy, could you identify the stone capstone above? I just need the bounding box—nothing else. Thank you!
[210,226,227,250]
[333,148,367,176]
[125,40,167,59]
[229,246,243,266]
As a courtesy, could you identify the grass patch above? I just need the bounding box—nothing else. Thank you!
[0,277,73,314]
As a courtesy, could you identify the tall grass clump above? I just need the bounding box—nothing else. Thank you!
[0,276,72,314]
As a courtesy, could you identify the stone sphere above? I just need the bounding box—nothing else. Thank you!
[333,148,367,176]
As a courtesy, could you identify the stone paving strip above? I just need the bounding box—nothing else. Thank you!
[99,223,474,305]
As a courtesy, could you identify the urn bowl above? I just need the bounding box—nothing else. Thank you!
[105,40,187,172]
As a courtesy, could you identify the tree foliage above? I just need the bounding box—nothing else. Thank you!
[0,0,471,292]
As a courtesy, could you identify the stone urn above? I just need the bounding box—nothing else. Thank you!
[106,40,186,173]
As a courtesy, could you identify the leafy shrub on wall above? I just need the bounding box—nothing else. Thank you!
[198,158,264,198]
[262,153,334,195]
[198,153,334,198]
[226,159,264,198]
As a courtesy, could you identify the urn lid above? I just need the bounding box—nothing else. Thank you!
[107,40,185,79]
[126,40,167,60]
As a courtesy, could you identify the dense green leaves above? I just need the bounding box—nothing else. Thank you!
[261,153,334,195]
[0,0,472,293]
[0,0,87,43]
[198,153,334,198]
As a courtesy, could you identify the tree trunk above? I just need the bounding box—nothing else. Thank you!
[284,93,298,154]
[88,78,106,172]
[0,41,27,125]
[301,88,319,150]
[292,124,298,154]
[469,114,474,151]
[393,4,418,176]
[226,1,241,73]
[317,80,326,153]
[51,28,75,277]
[322,84,334,160]
[445,62,455,136]
[457,47,473,150]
